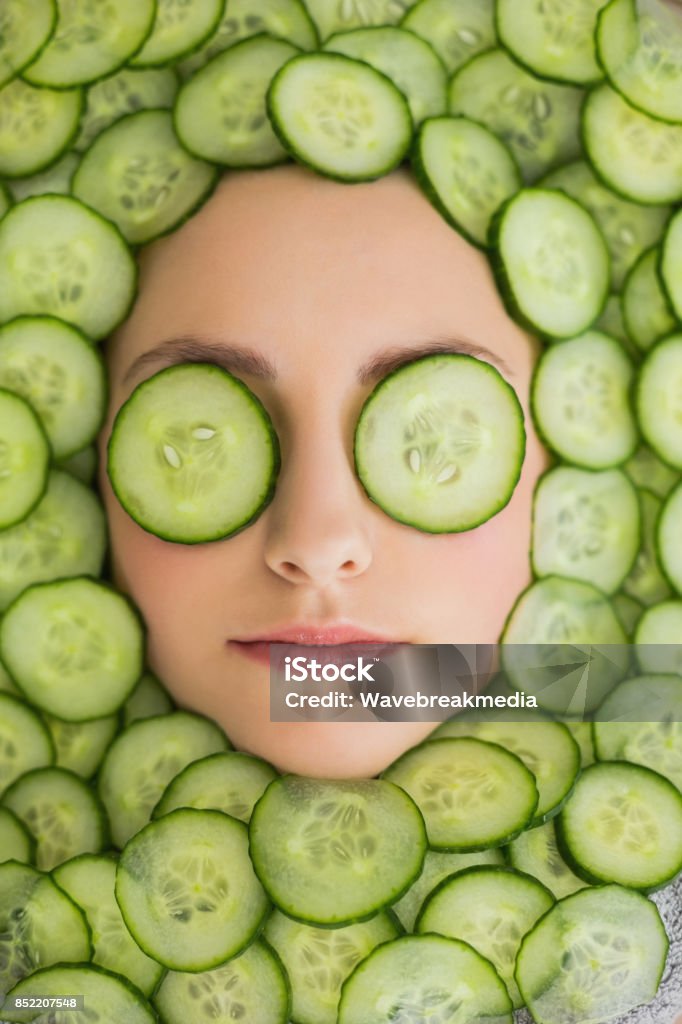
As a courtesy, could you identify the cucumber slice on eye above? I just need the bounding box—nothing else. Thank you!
[153,940,291,1024]
[383,737,539,851]
[22,0,157,88]
[416,865,555,1009]
[515,885,669,1024]
[116,807,270,971]
[72,109,218,246]
[354,354,525,533]
[0,195,137,341]
[337,933,513,1024]
[249,776,427,925]
[266,52,413,181]
[491,191,610,339]
[556,761,682,890]
[0,0,56,89]
[107,363,280,544]
[0,79,82,180]
[597,0,682,125]
[0,576,144,723]
[0,389,49,531]
[174,34,300,168]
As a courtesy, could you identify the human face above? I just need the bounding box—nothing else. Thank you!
[99,163,548,777]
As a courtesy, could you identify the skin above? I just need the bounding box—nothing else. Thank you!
[99,163,548,777]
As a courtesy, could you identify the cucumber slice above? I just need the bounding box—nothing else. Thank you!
[412,115,521,247]
[7,150,79,203]
[657,480,682,594]
[637,332,682,468]
[506,820,588,899]
[0,861,91,1002]
[428,720,580,826]
[306,0,418,41]
[496,0,607,85]
[623,487,674,605]
[0,469,107,613]
[73,109,218,246]
[44,712,118,780]
[557,761,682,890]
[0,315,106,459]
[531,465,641,593]
[402,0,496,76]
[492,189,610,338]
[0,806,35,865]
[174,34,300,168]
[0,576,144,723]
[249,776,427,925]
[0,0,56,89]
[661,203,682,318]
[98,710,230,847]
[516,885,668,1024]
[583,83,682,203]
[266,52,413,181]
[0,657,20,697]
[153,750,278,822]
[22,0,156,87]
[635,601,682,674]
[116,807,270,971]
[153,940,290,1024]
[130,0,226,68]
[0,693,55,798]
[354,354,525,533]
[500,576,629,714]
[178,0,319,78]
[323,26,448,125]
[122,670,174,725]
[0,182,10,219]
[596,294,640,361]
[0,389,49,530]
[264,909,400,1024]
[2,766,108,871]
[448,49,584,183]
[563,719,596,766]
[337,933,513,1024]
[531,332,637,467]
[107,363,280,544]
[383,737,538,850]
[623,246,678,352]
[624,444,679,498]
[416,865,554,1008]
[593,673,682,790]
[0,195,137,340]
[0,79,82,180]
[3,964,155,1024]
[75,66,179,153]
[540,159,671,291]
[392,846,504,931]
[52,854,164,996]
[597,0,682,124]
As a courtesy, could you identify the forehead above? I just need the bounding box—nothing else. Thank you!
[106,163,534,382]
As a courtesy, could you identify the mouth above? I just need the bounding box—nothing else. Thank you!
[228,625,402,665]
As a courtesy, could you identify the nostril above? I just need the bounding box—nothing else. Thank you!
[340,560,357,573]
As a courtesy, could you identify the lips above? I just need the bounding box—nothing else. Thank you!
[229,624,401,665]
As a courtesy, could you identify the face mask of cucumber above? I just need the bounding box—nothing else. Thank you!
[1,2,682,1024]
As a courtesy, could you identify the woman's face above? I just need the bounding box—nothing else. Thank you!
[99,163,548,777]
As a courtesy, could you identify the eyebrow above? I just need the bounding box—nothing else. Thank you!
[121,335,513,386]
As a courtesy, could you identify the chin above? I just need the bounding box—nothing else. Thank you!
[237,720,438,779]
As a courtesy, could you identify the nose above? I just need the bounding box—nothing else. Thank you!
[262,423,373,587]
